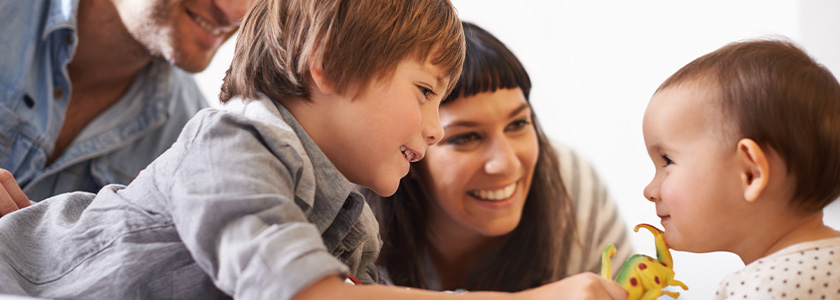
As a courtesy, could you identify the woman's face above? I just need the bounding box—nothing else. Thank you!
[422,88,539,238]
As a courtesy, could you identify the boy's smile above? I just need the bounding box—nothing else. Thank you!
[295,59,448,197]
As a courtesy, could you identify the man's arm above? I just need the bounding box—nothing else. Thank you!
[0,169,30,216]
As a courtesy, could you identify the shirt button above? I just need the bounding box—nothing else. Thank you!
[54,88,64,99]
[66,35,72,45]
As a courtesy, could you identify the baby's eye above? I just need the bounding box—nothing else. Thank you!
[662,155,674,167]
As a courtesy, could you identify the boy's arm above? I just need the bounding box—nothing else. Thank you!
[295,273,628,300]
[163,112,349,300]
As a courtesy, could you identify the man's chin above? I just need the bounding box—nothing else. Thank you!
[168,53,213,73]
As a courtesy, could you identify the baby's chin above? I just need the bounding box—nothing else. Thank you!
[663,232,687,251]
[665,234,715,253]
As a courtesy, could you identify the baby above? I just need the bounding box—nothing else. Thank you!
[642,39,840,299]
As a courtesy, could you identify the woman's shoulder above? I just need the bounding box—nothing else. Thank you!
[550,141,605,202]
[550,141,634,275]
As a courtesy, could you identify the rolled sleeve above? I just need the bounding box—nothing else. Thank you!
[231,222,348,300]
[160,110,346,300]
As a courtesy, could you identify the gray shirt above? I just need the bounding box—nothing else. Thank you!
[0,96,381,299]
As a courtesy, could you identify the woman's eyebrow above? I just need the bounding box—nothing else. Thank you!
[509,103,530,118]
[444,120,479,129]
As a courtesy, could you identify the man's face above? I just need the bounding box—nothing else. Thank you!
[114,0,252,72]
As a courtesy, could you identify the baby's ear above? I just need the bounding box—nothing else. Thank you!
[308,56,336,95]
[736,138,770,202]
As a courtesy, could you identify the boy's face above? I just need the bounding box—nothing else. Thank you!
[113,0,251,72]
[642,82,751,253]
[319,59,447,197]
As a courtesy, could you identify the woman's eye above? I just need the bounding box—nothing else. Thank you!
[662,155,674,167]
[446,132,480,146]
[505,119,531,131]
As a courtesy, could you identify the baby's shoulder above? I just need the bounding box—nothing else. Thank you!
[716,239,840,299]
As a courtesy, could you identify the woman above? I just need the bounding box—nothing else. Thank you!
[370,21,634,292]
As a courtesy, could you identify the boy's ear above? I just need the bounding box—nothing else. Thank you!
[308,57,336,95]
[736,138,770,202]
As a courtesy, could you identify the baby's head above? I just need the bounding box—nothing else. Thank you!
[219,0,465,103]
[643,39,840,252]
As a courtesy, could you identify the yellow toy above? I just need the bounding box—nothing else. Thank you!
[601,224,688,300]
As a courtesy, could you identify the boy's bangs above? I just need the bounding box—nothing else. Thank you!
[418,1,465,96]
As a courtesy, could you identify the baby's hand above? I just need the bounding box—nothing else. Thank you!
[516,272,627,300]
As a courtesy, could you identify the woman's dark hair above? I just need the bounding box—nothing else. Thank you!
[372,21,577,292]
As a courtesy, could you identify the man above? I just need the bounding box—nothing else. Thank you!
[0,0,252,215]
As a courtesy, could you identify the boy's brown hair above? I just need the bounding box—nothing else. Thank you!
[657,39,840,213]
[219,0,465,103]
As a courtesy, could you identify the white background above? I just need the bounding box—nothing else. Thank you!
[194,1,840,298]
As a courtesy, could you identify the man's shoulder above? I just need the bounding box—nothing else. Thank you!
[0,0,57,89]
[159,64,210,118]
[0,0,51,26]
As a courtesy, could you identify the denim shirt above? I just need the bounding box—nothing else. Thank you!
[0,96,381,299]
[0,0,207,202]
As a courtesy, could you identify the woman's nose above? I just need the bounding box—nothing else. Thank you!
[484,138,520,175]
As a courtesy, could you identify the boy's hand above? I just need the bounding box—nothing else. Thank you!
[517,272,628,300]
[0,169,30,217]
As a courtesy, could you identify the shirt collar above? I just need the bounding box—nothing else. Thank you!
[222,94,360,207]
[270,98,360,204]
[43,0,79,40]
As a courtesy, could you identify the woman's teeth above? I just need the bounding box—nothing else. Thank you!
[468,183,516,201]
[400,146,419,162]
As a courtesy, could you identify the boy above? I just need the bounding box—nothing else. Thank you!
[642,39,840,299]
[0,0,626,299]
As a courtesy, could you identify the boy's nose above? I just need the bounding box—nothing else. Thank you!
[214,0,253,25]
[424,109,444,146]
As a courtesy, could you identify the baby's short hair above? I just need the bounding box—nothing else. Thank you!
[657,39,840,213]
[220,0,465,103]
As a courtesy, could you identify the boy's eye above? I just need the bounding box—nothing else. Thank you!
[505,119,531,132]
[662,155,674,167]
[445,132,480,146]
[417,85,435,99]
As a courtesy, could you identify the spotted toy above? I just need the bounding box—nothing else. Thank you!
[601,224,688,300]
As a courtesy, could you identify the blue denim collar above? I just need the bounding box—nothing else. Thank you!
[43,0,79,40]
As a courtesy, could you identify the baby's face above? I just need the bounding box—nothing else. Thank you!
[642,82,751,253]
